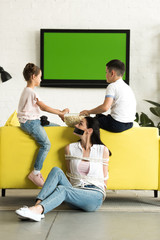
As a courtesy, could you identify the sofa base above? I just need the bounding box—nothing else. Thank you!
[1,188,158,198]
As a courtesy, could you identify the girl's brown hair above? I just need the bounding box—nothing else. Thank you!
[23,63,41,81]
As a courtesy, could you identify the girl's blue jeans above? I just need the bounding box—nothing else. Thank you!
[20,119,59,171]
[37,167,104,213]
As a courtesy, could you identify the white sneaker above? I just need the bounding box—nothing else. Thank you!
[16,206,45,219]
[15,207,42,222]
[16,206,29,219]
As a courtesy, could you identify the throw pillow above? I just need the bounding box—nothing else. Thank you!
[5,110,20,126]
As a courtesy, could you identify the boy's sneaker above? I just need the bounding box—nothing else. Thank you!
[28,171,44,187]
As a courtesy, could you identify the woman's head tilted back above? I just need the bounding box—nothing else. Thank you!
[23,63,41,81]
[74,117,101,144]
[75,116,107,146]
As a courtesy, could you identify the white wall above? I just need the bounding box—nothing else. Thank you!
[0,0,160,126]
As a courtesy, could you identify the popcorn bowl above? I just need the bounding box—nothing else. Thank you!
[64,113,85,127]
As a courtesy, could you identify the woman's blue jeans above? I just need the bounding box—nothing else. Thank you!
[20,119,59,171]
[37,167,104,213]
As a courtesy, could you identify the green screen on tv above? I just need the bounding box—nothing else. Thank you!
[40,29,130,88]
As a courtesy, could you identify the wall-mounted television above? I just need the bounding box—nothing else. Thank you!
[40,29,130,88]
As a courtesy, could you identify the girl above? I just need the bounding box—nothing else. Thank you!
[17,63,69,187]
[15,117,111,221]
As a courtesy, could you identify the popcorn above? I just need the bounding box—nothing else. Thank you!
[64,113,85,127]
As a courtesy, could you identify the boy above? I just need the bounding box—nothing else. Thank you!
[80,59,136,133]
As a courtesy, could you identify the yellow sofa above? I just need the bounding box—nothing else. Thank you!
[0,126,159,197]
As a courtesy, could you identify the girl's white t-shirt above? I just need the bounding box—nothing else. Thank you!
[17,87,41,123]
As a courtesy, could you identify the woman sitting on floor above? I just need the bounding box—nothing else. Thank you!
[15,117,111,222]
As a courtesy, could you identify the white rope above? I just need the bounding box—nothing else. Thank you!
[65,155,109,165]
[66,172,109,182]
[66,172,108,200]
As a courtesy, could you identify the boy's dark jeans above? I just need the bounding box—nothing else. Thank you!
[95,114,133,133]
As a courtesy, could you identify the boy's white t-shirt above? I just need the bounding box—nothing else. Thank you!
[105,79,136,123]
[17,87,41,123]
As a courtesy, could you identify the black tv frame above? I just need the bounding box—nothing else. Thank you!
[40,29,130,88]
